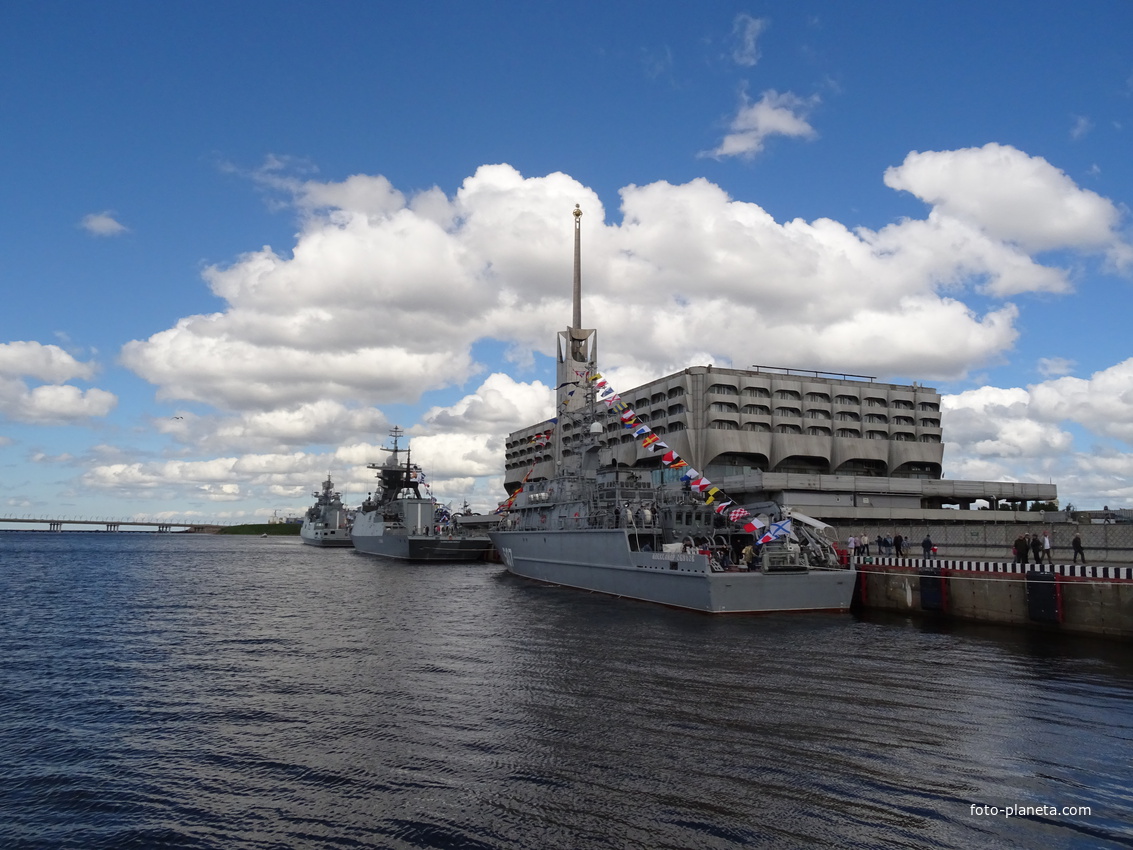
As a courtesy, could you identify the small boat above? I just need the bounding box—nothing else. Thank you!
[299,475,354,547]
[351,428,494,561]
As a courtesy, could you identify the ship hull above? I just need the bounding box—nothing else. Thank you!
[299,523,354,547]
[352,514,492,561]
[490,529,855,614]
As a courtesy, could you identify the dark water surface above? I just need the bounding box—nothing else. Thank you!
[1,532,1131,849]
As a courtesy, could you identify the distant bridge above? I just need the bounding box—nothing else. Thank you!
[0,517,228,533]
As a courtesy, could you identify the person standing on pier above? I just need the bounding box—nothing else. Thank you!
[1013,532,1029,565]
[1042,531,1054,565]
[1030,533,1042,564]
[1072,532,1086,563]
[922,534,933,559]
[893,533,904,557]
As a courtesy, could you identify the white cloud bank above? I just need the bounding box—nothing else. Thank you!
[0,342,116,424]
[89,146,1132,511]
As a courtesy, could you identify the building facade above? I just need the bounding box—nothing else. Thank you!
[504,364,1056,521]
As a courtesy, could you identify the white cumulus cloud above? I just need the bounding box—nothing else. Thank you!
[80,211,129,236]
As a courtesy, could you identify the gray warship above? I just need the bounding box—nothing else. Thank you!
[488,207,855,613]
[351,427,494,561]
[299,475,354,547]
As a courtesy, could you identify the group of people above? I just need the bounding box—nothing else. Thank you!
[1013,531,1087,564]
[846,533,910,559]
[1013,531,1053,565]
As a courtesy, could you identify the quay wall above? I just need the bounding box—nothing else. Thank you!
[856,558,1133,640]
[829,520,1133,565]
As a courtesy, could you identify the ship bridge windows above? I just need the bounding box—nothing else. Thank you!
[742,404,771,415]
[742,422,772,432]
[835,394,859,405]
[742,386,771,398]
[709,419,740,430]
[708,384,739,395]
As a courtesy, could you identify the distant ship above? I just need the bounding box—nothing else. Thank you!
[351,427,494,561]
[488,206,855,613]
[300,475,354,547]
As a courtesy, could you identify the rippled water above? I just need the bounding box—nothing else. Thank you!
[1,532,1131,849]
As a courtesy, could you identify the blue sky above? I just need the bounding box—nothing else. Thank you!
[2,1,1132,523]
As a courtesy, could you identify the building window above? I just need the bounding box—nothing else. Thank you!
[774,407,801,418]
[708,384,739,396]
[919,401,940,412]
[709,419,740,430]
[892,432,915,442]
[668,403,686,416]
[836,428,861,438]
[806,409,831,420]
[742,422,772,432]
[667,386,686,399]
[742,404,771,415]
[866,430,888,440]
[893,416,915,426]
[835,394,859,405]
[864,413,888,424]
[650,392,666,404]
[835,411,860,422]
[775,423,803,434]
[806,426,832,436]
[805,392,831,403]
[774,389,802,400]
[668,421,687,432]
[920,418,940,428]
[742,386,771,398]
[710,401,739,413]
[918,434,941,443]
[865,397,888,408]
[891,399,914,410]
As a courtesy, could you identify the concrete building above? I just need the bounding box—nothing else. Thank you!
[503,363,1056,525]
[503,206,1056,527]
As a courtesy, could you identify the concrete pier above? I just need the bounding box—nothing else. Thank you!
[856,558,1133,640]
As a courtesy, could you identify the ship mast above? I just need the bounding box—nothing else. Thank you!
[555,205,598,473]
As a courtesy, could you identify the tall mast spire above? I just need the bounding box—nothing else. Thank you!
[572,204,582,329]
